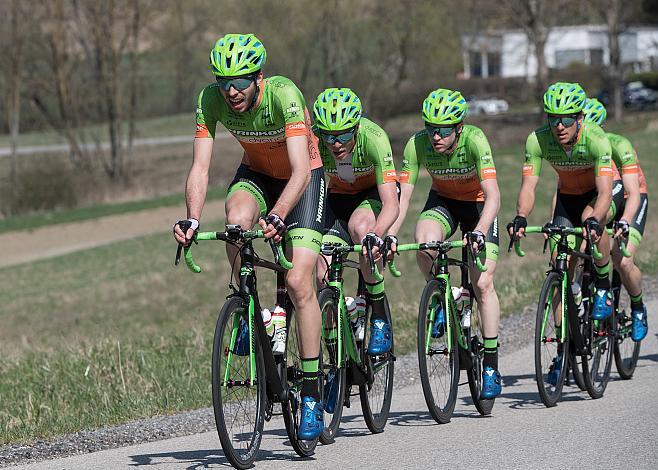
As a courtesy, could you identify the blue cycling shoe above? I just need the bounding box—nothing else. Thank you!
[631,305,648,342]
[232,318,250,356]
[431,305,446,338]
[323,370,338,414]
[592,288,613,320]
[481,367,502,399]
[546,354,563,386]
[298,396,324,440]
[367,320,392,355]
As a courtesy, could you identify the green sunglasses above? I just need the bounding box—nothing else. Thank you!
[547,115,578,128]
[216,74,257,92]
[425,124,456,139]
[320,128,357,145]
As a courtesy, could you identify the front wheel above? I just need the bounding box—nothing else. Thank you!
[534,272,569,407]
[359,295,395,433]
[317,288,347,444]
[581,309,614,399]
[417,279,459,423]
[212,296,265,469]
[466,291,495,415]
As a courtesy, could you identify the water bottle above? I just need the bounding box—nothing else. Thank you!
[347,295,366,341]
[459,288,472,328]
[261,308,275,337]
[572,282,585,317]
[271,305,287,354]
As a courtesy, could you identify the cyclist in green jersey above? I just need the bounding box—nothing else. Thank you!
[313,88,399,357]
[388,88,503,399]
[172,33,325,439]
[583,98,648,341]
[509,82,615,383]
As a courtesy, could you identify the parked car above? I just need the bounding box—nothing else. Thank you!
[597,82,657,109]
[466,96,510,115]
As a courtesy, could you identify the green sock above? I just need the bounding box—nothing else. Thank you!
[366,280,387,323]
[301,356,320,400]
[483,336,498,370]
[595,262,611,289]
[630,292,644,310]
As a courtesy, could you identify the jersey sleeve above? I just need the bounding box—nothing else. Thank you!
[367,129,397,185]
[609,134,639,175]
[468,127,497,181]
[523,132,543,177]
[591,128,613,178]
[195,86,218,139]
[399,136,421,185]
[272,79,309,138]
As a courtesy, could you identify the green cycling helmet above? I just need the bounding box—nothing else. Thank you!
[422,88,468,125]
[210,33,266,77]
[313,88,362,131]
[583,98,607,125]
[543,82,586,114]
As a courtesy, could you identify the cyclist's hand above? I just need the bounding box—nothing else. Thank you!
[173,218,199,246]
[614,219,630,239]
[584,216,603,244]
[259,213,286,243]
[384,235,398,261]
[465,230,486,255]
[361,232,384,261]
[507,215,527,240]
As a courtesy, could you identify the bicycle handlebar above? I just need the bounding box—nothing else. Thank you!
[386,240,487,277]
[509,225,606,260]
[175,229,293,273]
[321,242,384,282]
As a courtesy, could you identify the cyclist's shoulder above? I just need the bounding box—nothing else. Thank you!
[461,124,491,149]
[359,118,391,147]
[580,122,611,154]
[265,75,303,97]
[525,125,550,151]
[403,129,429,155]
[197,82,223,105]
[605,131,631,148]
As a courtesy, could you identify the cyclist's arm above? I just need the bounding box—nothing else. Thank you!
[517,132,543,218]
[186,138,213,220]
[270,135,311,219]
[592,174,613,224]
[372,182,400,236]
[620,172,641,223]
[591,133,614,224]
[475,179,500,234]
[389,183,414,236]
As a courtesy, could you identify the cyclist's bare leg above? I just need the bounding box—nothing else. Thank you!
[316,254,331,288]
[469,259,500,338]
[286,246,321,358]
[225,190,260,283]
[612,241,642,297]
[348,208,380,284]
[415,219,445,281]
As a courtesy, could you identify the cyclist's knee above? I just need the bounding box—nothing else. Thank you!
[225,208,257,230]
[474,273,495,299]
[287,271,315,305]
[619,254,636,273]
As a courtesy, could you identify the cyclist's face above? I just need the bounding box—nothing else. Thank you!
[428,124,459,153]
[323,127,358,159]
[548,113,582,146]
[218,73,262,113]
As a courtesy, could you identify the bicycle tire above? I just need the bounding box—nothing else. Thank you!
[612,270,641,378]
[212,296,265,469]
[359,295,395,433]
[281,305,319,457]
[581,309,614,399]
[417,279,459,423]
[466,293,495,415]
[317,288,347,444]
[534,272,569,407]
[569,343,587,391]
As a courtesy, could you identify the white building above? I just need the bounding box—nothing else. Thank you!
[462,25,658,79]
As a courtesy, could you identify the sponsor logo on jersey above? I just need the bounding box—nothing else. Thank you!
[232,128,285,137]
[522,164,534,176]
[225,120,247,128]
[383,170,397,183]
[481,153,493,165]
[195,123,210,138]
[316,179,325,223]
[481,168,497,179]
[637,197,647,224]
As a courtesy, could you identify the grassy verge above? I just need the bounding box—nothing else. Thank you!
[0,186,226,234]
[1,122,657,445]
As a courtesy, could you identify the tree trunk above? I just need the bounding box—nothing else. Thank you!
[8,0,25,210]
[606,0,623,120]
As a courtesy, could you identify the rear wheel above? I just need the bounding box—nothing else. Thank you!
[282,305,319,457]
[212,296,265,469]
[359,295,395,433]
[581,307,614,399]
[535,272,569,407]
[417,279,459,423]
[466,291,495,415]
[612,270,641,378]
[317,288,347,444]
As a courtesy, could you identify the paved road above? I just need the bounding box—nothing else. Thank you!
[0,133,231,158]
[15,303,658,470]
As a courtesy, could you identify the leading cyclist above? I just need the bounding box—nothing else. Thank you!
[173,34,326,439]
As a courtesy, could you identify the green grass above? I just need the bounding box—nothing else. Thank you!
[0,113,193,148]
[1,120,657,445]
[0,186,226,234]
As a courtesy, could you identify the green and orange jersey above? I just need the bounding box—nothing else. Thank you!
[195,75,322,179]
[523,122,614,195]
[607,132,648,195]
[399,124,497,202]
[315,118,397,195]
